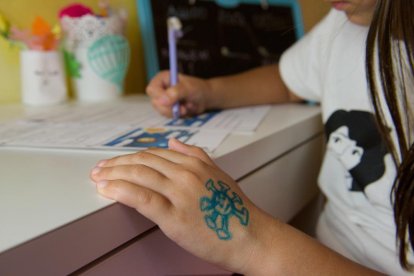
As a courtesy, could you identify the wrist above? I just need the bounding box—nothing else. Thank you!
[204,77,221,110]
[239,212,285,275]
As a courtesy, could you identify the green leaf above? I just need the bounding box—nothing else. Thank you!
[63,50,82,78]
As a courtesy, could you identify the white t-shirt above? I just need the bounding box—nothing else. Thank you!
[279,9,412,275]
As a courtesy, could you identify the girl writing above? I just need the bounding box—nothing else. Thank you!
[90,0,413,274]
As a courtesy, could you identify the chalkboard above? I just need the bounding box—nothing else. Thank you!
[137,0,304,81]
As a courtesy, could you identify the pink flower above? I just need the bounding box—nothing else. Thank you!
[58,3,93,18]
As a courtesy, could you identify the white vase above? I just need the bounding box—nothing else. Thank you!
[60,13,129,103]
[71,46,122,102]
[20,50,68,106]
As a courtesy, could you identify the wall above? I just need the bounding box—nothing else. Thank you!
[299,0,330,33]
[0,1,329,104]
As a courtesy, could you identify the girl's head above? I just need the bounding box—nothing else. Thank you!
[325,0,377,25]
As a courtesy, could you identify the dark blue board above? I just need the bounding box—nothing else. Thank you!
[137,0,304,81]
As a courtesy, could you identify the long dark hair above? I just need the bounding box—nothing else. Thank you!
[366,0,414,270]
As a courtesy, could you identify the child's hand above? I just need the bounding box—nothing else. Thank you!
[90,138,270,273]
[146,71,211,118]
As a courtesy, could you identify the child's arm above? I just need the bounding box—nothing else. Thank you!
[206,64,303,110]
[146,64,302,118]
[90,139,383,275]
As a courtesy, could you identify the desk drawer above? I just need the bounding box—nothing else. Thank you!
[80,228,230,276]
[239,135,323,222]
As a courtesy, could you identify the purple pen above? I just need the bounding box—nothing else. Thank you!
[167,17,183,119]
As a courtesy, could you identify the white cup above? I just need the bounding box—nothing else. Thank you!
[20,50,68,106]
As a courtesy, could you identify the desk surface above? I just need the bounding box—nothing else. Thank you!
[0,95,322,273]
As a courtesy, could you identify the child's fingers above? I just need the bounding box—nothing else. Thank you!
[94,151,186,181]
[146,71,170,97]
[96,150,169,168]
[142,144,217,175]
[91,163,170,196]
[97,142,214,172]
[151,98,174,117]
[92,152,207,197]
[144,146,209,166]
[96,179,172,223]
[168,138,215,166]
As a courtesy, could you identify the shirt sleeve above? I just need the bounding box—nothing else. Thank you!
[279,9,340,102]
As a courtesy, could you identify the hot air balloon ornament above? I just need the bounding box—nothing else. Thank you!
[87,34,130,91]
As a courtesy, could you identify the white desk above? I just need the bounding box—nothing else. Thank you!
[0,96,323,275]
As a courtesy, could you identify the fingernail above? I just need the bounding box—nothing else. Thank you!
[96,180,108,189]
[97,159,107,167]
[159,96,170,105]
[91,166,101,175]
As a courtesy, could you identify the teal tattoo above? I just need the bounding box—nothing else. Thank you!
[200,179,249,240]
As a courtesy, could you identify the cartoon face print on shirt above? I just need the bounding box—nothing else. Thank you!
[328,125,364,170]
[325,110,390,192]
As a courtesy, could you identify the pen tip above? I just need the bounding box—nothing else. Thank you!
[172,104,181,119]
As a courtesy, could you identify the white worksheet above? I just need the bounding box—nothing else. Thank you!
[0,101,270,153]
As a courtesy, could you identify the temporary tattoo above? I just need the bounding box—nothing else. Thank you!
[200,179,249,240]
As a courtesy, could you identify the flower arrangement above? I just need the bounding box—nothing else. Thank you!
[0,12,61,51]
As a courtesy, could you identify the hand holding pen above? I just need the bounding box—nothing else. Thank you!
[146,70,211,118]
[146,18,212,118]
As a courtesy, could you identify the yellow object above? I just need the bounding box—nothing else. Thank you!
[51,24,61,39]
[0,12,9,36]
